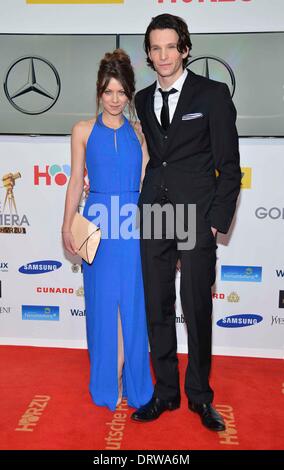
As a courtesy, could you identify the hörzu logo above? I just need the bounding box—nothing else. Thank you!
[34,164,71,186]
[216,404,239,446]
[15,395,50,432]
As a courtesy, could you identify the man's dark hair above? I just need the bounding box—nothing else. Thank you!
[144,14,192,70]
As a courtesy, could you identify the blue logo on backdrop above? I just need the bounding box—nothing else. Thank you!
[217,314,263,328]
[19,260,62,274]
[22,305,59,321]
[221,266,262,282]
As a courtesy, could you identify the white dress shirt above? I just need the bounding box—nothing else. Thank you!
[154,68,188,125]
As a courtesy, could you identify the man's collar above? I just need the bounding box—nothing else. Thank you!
[155,68,188,94]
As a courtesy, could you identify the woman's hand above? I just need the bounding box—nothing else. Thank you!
[62,230,79,256]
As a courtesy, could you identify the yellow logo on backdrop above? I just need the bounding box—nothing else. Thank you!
[26,1,124,4]
[241,167,252,189]
[216,167,252,188]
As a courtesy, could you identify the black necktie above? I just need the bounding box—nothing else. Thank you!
[158,87,177,130]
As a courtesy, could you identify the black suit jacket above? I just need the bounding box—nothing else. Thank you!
[135,69,241,234]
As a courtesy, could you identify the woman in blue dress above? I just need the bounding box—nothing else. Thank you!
[62,49,153,411]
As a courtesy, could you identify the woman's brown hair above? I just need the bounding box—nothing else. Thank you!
[96,48,136,120]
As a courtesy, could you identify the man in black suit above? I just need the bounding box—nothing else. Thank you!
[131,14,241,431]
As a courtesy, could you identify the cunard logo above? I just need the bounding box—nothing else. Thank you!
[0,171,30,234]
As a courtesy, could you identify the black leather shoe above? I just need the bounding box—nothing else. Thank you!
[188,401,226,432]
[131,396,180,422]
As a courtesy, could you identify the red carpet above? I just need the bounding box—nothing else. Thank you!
[0,346,283,450]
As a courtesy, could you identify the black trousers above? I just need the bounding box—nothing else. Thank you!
[140,197,217,404]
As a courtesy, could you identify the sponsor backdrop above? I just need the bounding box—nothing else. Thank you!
[0,137,283,358]
[0,0,283,358]
[0,1,283,34]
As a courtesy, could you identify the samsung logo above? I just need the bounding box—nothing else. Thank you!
[217,314,263,328]
[19,260,62,274]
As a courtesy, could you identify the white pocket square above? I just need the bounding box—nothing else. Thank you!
[182,113,203,121]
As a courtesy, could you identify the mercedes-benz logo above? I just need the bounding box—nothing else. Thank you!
[4,55,61,115]
[188,56,236,97]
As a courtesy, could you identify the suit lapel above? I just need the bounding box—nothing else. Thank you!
[166,69,199,146]
[141,70,200,158]
[143,82,166,156]
[146,82,162,131]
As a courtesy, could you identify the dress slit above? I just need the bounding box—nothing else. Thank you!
[116,304,124,407]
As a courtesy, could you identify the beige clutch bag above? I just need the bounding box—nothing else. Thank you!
[71,212,101,264]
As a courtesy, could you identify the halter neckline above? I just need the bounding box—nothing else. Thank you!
[99,112,127,131]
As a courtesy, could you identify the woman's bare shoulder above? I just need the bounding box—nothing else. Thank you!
[72,118,96,133]
[71,119,97,144]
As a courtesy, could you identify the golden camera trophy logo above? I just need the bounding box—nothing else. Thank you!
[0,171,29,234]
[2,172,21,216]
